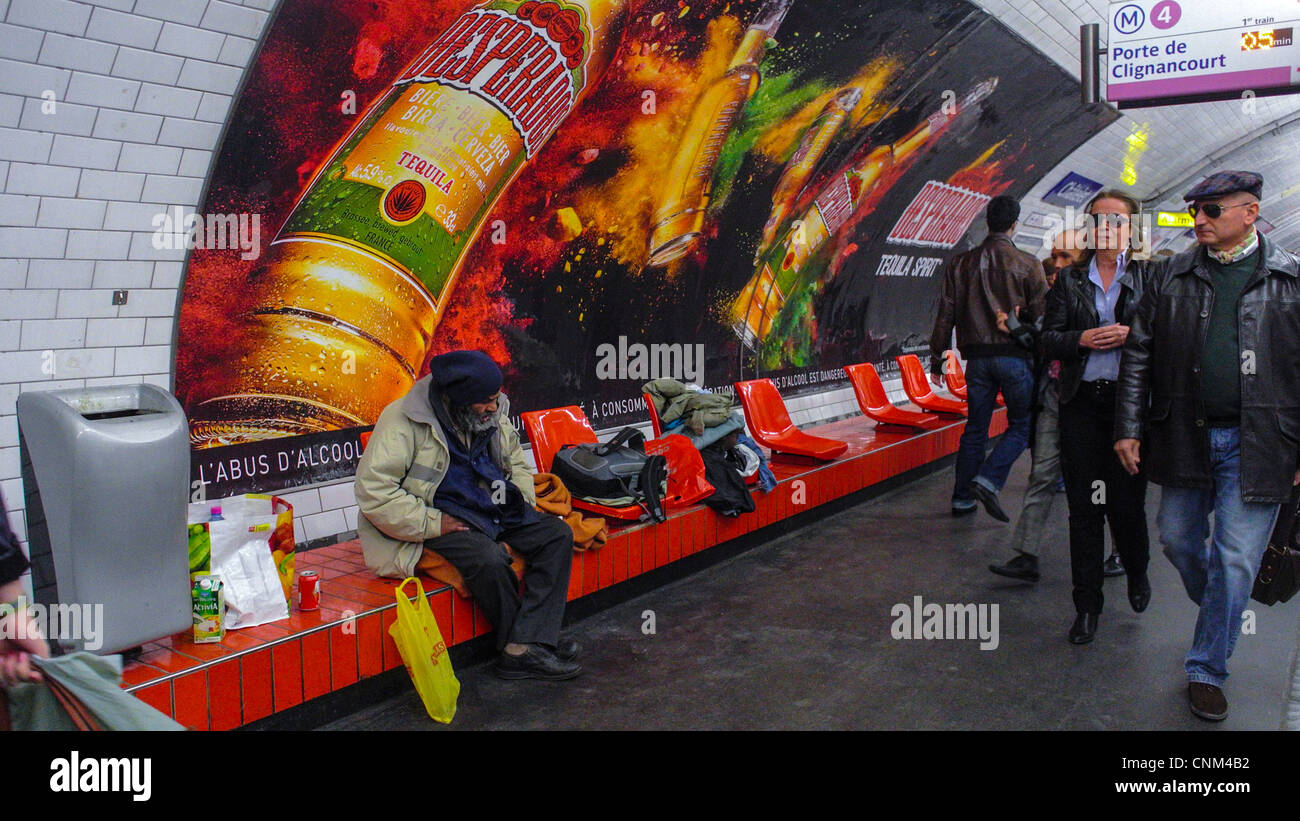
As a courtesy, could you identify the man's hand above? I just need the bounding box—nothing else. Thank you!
[1081,324,1125,351]
[0,606,50,686]
[995,309,1010,334]
[438,514,470,536]
[930,372,945,389]
[1293,468,1300,486]
[1115,438,1141,475]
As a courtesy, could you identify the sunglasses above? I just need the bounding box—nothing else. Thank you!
[1188,202,1252,219]
[1087,213,1131,228]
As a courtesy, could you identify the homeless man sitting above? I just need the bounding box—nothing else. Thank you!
[354,350,582,681]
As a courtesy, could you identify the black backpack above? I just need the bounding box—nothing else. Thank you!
[551,428,668,523]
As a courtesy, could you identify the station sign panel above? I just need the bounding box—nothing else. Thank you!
[1108,0,1299,107]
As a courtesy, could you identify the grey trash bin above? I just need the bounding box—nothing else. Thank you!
[17,384,191,654]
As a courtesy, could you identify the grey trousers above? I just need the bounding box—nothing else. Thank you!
[1010,380,1060,557]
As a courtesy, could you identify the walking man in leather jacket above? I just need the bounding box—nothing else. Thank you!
[930,195,1048,519]
[1114,171,1300,721]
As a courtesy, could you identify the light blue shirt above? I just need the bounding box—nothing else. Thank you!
[1081,251,1127,383]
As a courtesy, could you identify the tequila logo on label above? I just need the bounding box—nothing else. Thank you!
[396,2,589,157]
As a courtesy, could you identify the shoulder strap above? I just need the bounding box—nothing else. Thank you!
[595,427,645,457]
[632,454,667,523]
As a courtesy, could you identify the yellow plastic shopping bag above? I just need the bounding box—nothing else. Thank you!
[389,577,459,723]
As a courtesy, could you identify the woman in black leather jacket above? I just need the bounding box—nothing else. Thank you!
[1040,190,1152,645]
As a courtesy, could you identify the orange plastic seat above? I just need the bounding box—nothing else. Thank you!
[644,392,664,437]
[943,351,1003,406]
[521,406,596,473]
[733,379,848,461]
[519,406,660,521]
[942,351,968,400]
[844,362,945,431]
[896,354,968,416]
[645,434,714,508]
[360,430,372,451]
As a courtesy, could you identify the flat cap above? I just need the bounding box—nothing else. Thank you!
[1183,170,1263,202]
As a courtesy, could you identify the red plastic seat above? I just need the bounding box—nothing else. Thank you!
[360,430,372,451]
[943,351,1003,406]
[896,354,968,416]
[942,351,968,400]
[645,434,714,508]
[733,379,848,461]
[844,362,945,431]
[644,392,664,437]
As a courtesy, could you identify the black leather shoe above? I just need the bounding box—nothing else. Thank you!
[1103,552,1125,577]
[1188,682,1228,721]
[969,482,1010,522]
[989,553,1039,582]
[553,638,581,662]
[951,504,977,517]
[1127,572,1151,613]
[494,645,582,681]
[1067,612,1098,644]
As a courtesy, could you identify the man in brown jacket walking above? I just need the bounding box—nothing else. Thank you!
[929,195,1048,519]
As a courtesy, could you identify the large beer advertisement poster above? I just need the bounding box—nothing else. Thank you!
[176,0,1117,498]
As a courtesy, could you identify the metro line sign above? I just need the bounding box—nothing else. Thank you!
[1107,0,1300,108]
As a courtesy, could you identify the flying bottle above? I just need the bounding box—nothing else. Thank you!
[645,0,792,267]
[754,85,863,262]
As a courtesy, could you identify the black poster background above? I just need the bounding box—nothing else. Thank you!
[179,0,1117,498]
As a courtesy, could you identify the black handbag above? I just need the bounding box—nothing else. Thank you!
[551,428,667,523]
[1252,485,1300,605]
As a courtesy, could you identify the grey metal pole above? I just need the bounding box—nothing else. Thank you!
[1081,23,1101,105]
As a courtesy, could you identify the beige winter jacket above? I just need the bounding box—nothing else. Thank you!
[353,376,535,579]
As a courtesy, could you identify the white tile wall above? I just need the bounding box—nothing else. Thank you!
[0,0,275,578]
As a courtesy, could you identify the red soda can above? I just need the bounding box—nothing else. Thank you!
[298,570,321,611]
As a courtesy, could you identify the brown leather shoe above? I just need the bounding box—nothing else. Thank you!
[1188,682,1228,721]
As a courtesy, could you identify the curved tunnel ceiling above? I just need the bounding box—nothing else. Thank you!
[976,0,1300,254]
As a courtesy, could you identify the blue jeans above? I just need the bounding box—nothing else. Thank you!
[952,356,1035,506]
[1156,427,1281,687]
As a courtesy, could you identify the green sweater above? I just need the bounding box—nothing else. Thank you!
[1199,248,1260,423]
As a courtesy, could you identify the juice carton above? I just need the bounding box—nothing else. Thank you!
[192,574,225,643]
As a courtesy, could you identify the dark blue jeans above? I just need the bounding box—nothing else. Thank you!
[952,355,1035,507]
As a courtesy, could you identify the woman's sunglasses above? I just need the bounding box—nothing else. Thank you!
[1188,202,1251,219]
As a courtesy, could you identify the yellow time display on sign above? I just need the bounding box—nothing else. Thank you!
[1242,28,1294,50]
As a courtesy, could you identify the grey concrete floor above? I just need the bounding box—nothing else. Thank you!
[323,458,1300,730]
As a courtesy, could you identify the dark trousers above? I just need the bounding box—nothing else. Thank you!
[1059,381,1149,614]
[423,515,573,649]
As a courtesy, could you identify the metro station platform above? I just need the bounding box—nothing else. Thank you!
[118,407,1006,730]
[328,448,1300,732]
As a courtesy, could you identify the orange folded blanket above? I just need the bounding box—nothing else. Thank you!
[534,473,609,550]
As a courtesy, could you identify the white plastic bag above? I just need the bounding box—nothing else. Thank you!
[208,516,289,629]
